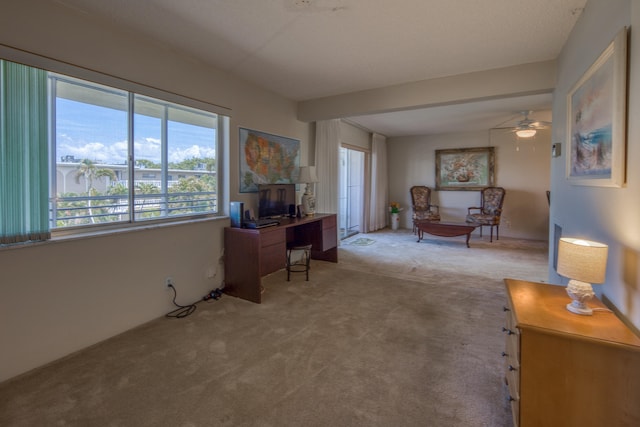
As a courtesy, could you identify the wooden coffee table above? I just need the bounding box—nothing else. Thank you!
[414,220,479,248]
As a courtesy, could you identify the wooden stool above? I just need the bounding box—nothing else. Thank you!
[286,243,312,281]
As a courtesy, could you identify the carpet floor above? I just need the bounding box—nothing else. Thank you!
[0,229,549,426]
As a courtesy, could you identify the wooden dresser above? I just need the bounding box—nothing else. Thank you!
[503,278,640,427]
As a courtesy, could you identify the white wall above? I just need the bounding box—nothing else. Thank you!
[550,0,639,330]
[0,0,312,381]
[388,128,551,240]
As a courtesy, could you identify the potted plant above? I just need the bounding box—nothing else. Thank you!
[389,202,401,230]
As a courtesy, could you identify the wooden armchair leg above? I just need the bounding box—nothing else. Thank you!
[488,225,500,242]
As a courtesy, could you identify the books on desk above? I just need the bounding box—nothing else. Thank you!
[244,219,280,229]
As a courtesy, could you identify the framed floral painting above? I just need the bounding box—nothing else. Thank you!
[435,147,495,191]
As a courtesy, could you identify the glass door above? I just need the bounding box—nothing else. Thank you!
[339,147,365,239]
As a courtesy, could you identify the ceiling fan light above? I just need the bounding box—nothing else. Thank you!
[516,129,537,138]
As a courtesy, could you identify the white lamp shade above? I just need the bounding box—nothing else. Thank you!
[516,129,537,138]
[557,238,608,284]
[298,166,318,183]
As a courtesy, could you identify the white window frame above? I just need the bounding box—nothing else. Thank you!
[0,44,231,237]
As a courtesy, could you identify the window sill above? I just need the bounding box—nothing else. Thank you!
[0,216,229,252]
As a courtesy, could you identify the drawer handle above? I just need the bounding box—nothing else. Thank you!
[501,351,508,357]
[502,327,515,335]
[503,306,511,312]
[508,365,517,372]
[509,395,516,402]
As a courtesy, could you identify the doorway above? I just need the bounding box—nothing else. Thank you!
[339,146,365,239]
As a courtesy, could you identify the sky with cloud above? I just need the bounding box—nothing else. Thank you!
[56,99,216,166]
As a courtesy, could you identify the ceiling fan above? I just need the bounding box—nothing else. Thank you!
[493,110,552,138]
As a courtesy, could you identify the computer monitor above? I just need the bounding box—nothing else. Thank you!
[257,183,296,219]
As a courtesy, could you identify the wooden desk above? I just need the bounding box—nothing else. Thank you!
[224,213,338,303]
[503,278,640,427]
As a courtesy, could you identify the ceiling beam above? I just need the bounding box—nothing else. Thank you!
[297,60,556,122]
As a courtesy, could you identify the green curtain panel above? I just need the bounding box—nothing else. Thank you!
[0,60,50,244]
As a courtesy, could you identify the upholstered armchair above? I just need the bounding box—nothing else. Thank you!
[410,186,440,233]
[465,187,506,242]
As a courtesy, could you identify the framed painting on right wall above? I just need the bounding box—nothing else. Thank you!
[566,27,628,187]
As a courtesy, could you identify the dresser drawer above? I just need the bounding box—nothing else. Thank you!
[503,303,521,426]
[504,336,520,399]
[505,362,520,400]
[503,306,520,362]
[510,399,520,427]
[505,329,519,363]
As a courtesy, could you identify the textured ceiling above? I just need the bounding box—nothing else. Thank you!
[55,0,586,136]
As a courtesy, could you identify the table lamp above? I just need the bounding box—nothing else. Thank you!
[298,166,318,216]
[556,237,608,315]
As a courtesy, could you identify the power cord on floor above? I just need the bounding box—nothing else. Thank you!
[203,287,224,301]
[165,284,197,319]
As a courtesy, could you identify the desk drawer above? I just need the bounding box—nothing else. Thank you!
[260,228,286,275]
[322,214,337,229]
[261,228,285,248]
[260,241,286,275]
[321,225,337,251]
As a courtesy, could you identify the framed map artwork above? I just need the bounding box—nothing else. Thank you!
[435,147,495,191]
[239,127,300,193]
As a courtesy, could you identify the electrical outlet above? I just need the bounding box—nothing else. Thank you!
[165,277,173,288]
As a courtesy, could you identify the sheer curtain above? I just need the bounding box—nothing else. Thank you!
[369,133,388,231]
[314,119,340,214]
[0,60,50,244]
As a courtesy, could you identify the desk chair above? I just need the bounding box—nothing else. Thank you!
[286,243,312,281]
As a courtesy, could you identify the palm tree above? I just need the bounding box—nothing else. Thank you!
[135,182,160,218]
[107,183,129,222]
[170,177,214,214]
[75,159,117,192]
[107,183,128,196]
[75,159,117,223]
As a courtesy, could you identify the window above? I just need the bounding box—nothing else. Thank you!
[132,94,218,221]
[1,56,228,244]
